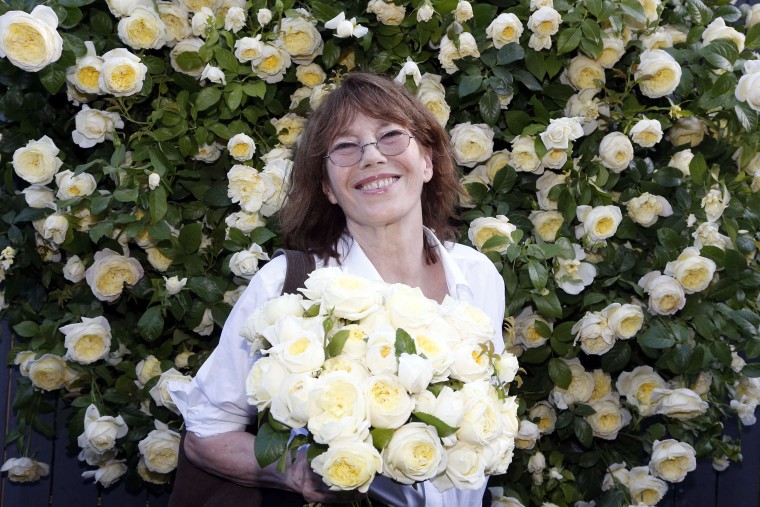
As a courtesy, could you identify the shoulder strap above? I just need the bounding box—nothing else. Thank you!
[272,249,316,295]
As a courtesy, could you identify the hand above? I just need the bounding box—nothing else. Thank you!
[286,448,366,504]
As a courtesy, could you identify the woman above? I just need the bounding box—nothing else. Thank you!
[169,73,506,506]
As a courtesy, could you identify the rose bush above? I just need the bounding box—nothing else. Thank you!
[1,0,760,505]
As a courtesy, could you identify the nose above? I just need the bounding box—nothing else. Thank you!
[359,141,386,166]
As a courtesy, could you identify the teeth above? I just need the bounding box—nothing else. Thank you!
[359,177,397,190]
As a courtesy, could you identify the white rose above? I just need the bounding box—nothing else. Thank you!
[234,35,265,63]
[224,6,245,32]
[85,248,144,302]
[67,41,103,95]
[587,399,631,440]
[145,247,172,272]
[567,55,605,90]
[541,148,567,170]
[638,271,686,316]
[0,6,63,72]
[260,158,292,217]
[191,7,214,37]
[652,388,709,420]
[604,303,644,339]
[0,457,50,483]
[514,419,540,449]
[468,215,516,253]
[268,372,317,428]
[635,49,682,98]
[450,122,494,168]
[701,187,729,222]
[641,28,673,51]
[514,307,552,349]
[72,105,124,148]
[408,321,457,381]
[294,63,326,88]
[598,132,633,172]
[227,165,274,213]
[394,353,433,395]
[60,316,111,365]
[270,113,305,147]
[200,64,226,85]
[528,33,552,51]
[28,354,78,391]
[150,368,191,414]
[106,0,153,17]
[576,205,623,242]
[413,387,465,440]
[629,118,663,147]
[252,43,291,83]
[649,439,696,483]
[245,356,288,410]
[528,451,546,473]
[276,16,323,64]
[736,63,760,112]
[325,12,368,39]
[511,135,542,174]
[668,117,707,147]
[12,136,62,185]
[527,6,561,36]
[529,211,563,242]
[597,34,625,68]
[565,89,609,135]
[21,185,55,209]
[627,466,668,505]
[82,460,127,487]
[147,172,160,190]
[135,355,162,386]
[572,312,615,355]
[170,38,204,77]
[62,255,87,283]
[431,441,487,491]
[450,340,493,382]
[550,358,594,409]
[367,0,406,26]
[365,374,414,429]
[663,247,716,293]
[382,423,447,484]
[266,318,325,374]
[528,402,556,435]
[616,366,667,416]
[438,33,480,74]
[163,275,187,295]
[748,4,760,28]
[307,371,369,444]
[55,169,97,199]
[602,462,630,491]
[257,7,272,25]
[138,422,180,474]
[692,222,731,250]
[311,438,381,493]
[417,74,450,126]
[321,274,383,320]
[118,6,166,50]
[668,149,693,176]
[486,13,524,49]
[441,296,494,344]
[42,214,68,244]
[494,352,519,384]
[226,133,256,161]
[417,3,434,22]
[540,117,584,150]
[454,0,473,22]
[486,150,511,181]
[158,2,192,44]
[702,17,745,53]
[77,404,128,453]
[627,192,673,227]
[458,381,503,446]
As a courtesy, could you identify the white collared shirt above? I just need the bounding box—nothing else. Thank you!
[169,232,505,507]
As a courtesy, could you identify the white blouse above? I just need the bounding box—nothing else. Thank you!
[169,231,506,507]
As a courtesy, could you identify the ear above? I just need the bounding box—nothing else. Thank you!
[422,147,434,183]
[322,178,338,204]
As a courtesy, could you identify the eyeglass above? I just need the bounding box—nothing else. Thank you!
[324,129,414,167]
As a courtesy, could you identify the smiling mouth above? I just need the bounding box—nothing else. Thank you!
[356,176,399,191]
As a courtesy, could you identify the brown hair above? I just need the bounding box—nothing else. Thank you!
[278,72,461,263]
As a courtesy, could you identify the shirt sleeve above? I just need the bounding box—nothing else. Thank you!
[167,256,287,437]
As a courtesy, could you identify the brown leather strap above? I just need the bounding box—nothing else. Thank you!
[273,249,316,295]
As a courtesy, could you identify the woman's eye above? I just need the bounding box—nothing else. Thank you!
[332,142,359,153]
[381,130,405,140]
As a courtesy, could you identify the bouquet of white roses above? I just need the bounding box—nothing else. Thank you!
[243,268,520,493]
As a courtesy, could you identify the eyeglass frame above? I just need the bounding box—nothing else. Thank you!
[323,130,415,167]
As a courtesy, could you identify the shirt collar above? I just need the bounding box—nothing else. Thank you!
[332,229,474,302]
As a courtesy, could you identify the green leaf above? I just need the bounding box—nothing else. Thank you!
[548,358,572,389]
[657,228,687,251]
[686,0,713,26]
[214,47,239,73]
[226,84,244,111]
[531,291,563,319]
[242,81,267,98]
[59,0,95,7]
[412,412,459,437]
[327,329,350,358]
[395,329,417,357]
[187,277,224,303]
[13,321,40,338]
[528,260,549,291]
[524,49,546,81]
[322,39,341,69]
[601,341,631,373]
[371,427,395,451]
[620,0,647,24]
[114,188,139,202]
[497,43,524,65]
[702,40,739,72]
[149,186,168,223]
[574,404,596,417]
[573,418,593,448]
[459,74,482,97]
[637,326,675,349]
[254,420,291,469]
[586,0,603,17]
[741,363,760,378]
[747,23,760,51]
[688,152,710,188]
[196,88,222,112]
[556,27,582,55]
[479,90,501,126]
[138,307,164,342]
[39,66,66,95]
[179,223,203,253]
[735,102,759,133]
[176,52,203,72]
[309,0,343,21]
[724,249,747,279]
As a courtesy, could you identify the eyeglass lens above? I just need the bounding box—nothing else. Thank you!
[328,130,412,166]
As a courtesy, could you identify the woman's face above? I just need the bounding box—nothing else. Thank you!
[322,113,433,233]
